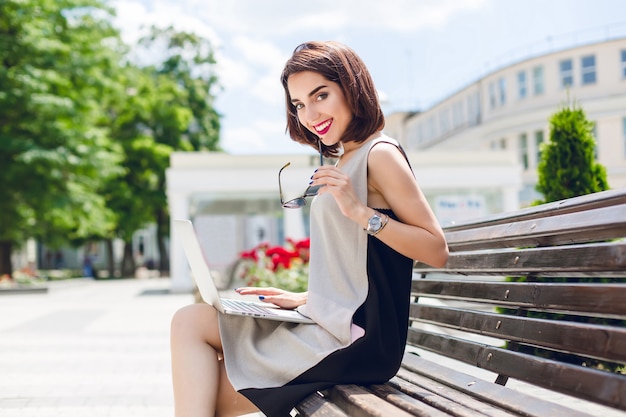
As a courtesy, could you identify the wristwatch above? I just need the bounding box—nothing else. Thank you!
[365,211,389,236]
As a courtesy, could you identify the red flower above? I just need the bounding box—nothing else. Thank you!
[238,237,310,272]
[239,248,258,261]
[294,238,310,250]
[266,246,298,271]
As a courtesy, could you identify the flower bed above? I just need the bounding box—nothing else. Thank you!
[237,237,310,293]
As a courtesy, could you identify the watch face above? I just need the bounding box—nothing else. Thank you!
[369,214,382,231]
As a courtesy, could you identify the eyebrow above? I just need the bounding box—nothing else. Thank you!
[291,85,327,104]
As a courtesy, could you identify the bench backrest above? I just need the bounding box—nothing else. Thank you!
[410,188,626,413]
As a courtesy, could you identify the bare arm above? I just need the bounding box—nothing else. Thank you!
[313,142,448,267]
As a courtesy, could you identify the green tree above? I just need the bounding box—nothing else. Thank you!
[0,0,125,276]
[536,103,609,203]
[131,26,221,273]
[104,64,193,276]
[101,25,221,277]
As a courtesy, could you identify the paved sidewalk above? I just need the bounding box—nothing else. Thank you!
[0,278,192,417]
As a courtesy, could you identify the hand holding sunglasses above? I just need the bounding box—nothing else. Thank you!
[278,140,324,209]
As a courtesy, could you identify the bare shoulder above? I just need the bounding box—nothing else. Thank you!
[366,140,418,211]
[367,140,413,179]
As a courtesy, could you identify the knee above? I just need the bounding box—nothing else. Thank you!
[170,303,218,341]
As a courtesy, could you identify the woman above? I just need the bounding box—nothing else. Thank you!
[170,41,448,417]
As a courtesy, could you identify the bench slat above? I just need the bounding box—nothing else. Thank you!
[400,353,596,417]
[411,304,626,363]
[327,384,415,417]
[389,374,521,417]
[443,188,626,232]
[368,383,453,417]
[296,391,350,417]
[444,205,626,251]
[330,385,420,417]
[407,329,626,411]
[411,280,626,316]
[415,241,626,277]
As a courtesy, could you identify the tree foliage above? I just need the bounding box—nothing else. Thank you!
[129,26,221,273]
[536,103,609,204]
[0,3,222,276]
[0,0,125,275]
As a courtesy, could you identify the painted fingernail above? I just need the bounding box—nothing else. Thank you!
[259,295,265,300]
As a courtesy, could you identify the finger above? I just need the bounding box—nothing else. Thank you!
[235,287,282,296]
[258,295,298,310]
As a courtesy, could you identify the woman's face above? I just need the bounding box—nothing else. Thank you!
[287,71,353,147]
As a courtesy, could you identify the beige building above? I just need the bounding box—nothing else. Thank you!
[166,150,521,292]
[388,37,626,206]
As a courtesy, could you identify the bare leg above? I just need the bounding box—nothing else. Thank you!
[171,303,259,417]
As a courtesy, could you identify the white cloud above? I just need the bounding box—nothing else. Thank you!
[215,55,252,90]
[180,0,489,35]
[110,0,221,46]
[250,73,284,106]
[232,36,287,70]
[221,126,267,154]
[221,119,305,155]
[111,0,493,155]
[220,37,287,105]
[109,1,147,44]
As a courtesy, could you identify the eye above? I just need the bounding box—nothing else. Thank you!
[316,93,327,102]
[294,103,304,110]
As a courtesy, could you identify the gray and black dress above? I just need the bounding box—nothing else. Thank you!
[218,134,414,417]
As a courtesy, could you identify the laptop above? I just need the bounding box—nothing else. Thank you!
[174,219,314,324]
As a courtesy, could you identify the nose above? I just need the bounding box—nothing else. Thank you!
[303,105,320,126]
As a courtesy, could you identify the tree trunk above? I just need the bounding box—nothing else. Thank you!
[121,241,135,277]
[105,239,115,278]
[0,241,13,277]
[156,208,169,275]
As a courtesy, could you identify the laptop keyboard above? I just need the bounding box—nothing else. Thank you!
[221,298,279,316]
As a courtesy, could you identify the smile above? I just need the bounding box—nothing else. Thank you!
[314,119,332,135]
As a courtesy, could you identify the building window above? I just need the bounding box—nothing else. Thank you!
[498,77,506,105]
[520,133,529,170]
[489,81,497,109]
[451,100,464,128]
[439,108,450,135]
[535,130,544,166]
[518,71,527,99]
[621,50,626,78]
[467,91,481,125]
[533,66,544,95]
[560,59,573,88]
[417,123,425,146]
[623,117,626,157]
[581,55,596,85]
[426,116,436,142]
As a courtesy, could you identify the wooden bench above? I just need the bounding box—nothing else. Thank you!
[295,188,626,417]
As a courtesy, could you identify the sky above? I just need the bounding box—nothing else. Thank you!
[109,0,626,155]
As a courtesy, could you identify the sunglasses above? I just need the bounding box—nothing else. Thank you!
[279,140,324,209]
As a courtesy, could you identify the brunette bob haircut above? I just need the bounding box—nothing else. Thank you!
[281,41,385,158]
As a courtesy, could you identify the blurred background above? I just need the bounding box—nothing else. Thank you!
[2,0,625,292]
